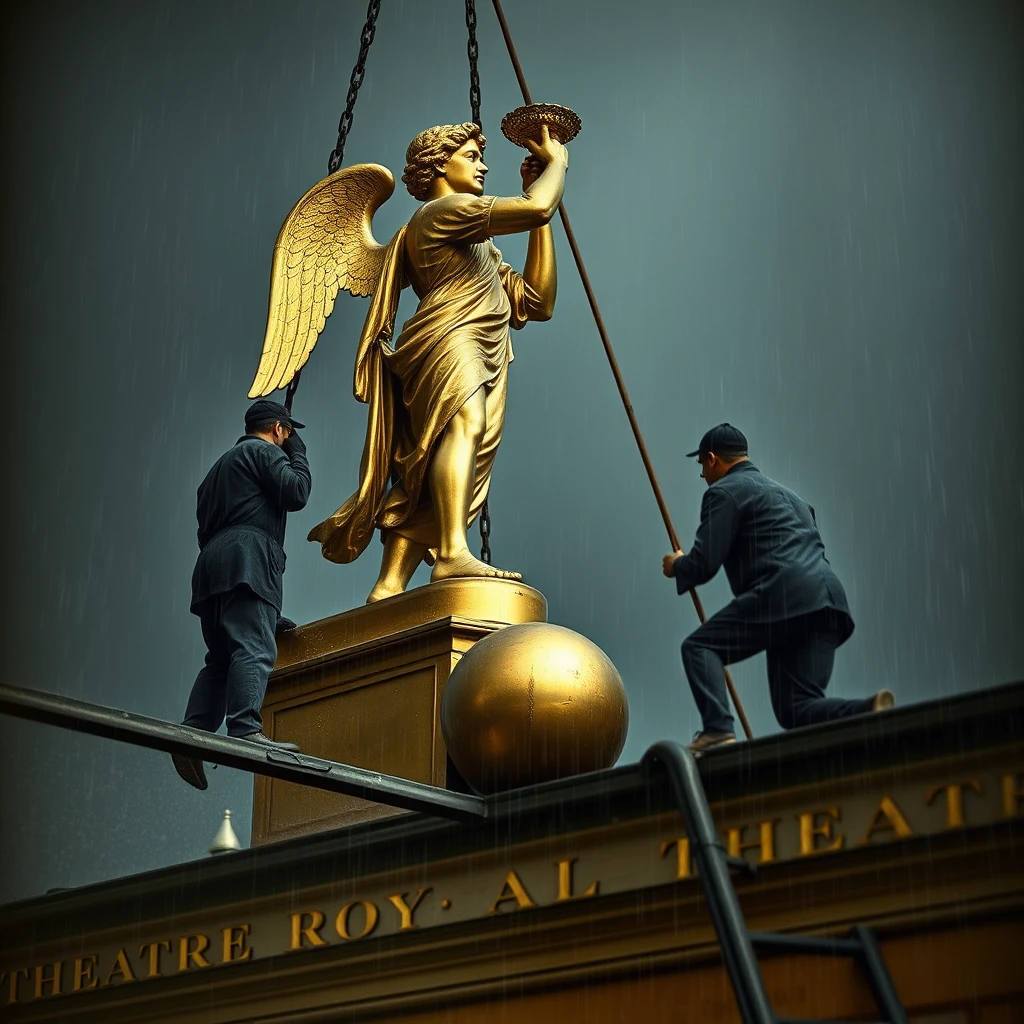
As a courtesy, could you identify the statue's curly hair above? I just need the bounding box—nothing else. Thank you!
[402,122,487,201]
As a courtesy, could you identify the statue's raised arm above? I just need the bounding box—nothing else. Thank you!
[488,124,568,236]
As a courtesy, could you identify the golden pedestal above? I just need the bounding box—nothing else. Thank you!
[251,578,546,845]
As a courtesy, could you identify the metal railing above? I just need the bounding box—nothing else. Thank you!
[0,683,485,821]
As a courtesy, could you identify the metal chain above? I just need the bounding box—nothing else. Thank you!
[327,0,383,174]
[284,373,300,414]
[465,0,482,127]
[479,500,492,564]
[286,2,382,413]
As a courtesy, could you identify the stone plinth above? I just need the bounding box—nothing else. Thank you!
[251,578,546,845]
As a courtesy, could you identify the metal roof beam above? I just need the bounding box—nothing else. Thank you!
[0,683,486,821]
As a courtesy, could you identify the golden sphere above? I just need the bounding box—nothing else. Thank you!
[441,622,629,794]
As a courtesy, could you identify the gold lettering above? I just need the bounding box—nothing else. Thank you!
[177,934,211,972]
[726,819,779,865]
[798,806,844,855]
[487,870,536,914]
[926,780,983,829]
[387,888,431,930]
[33,961,62,1000]
[221,925,252,963]
[104,949,137,986]
[3,968,29,1004]
[659,837,694,879]
[73,956,99,992]
[859,796,915,845]
[288,910,327,951]
[1002,773,1024,819]
[139,940,171,978]
[335,901,379,941]
[555,858,599,901]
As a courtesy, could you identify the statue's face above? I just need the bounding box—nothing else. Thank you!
[442,138,488,196]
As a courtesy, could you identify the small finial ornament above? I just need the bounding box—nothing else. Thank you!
[209,809,242,855]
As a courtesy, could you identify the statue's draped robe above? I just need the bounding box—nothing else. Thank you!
[309,193,537,563]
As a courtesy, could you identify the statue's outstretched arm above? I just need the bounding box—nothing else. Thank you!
[489,132,568,236]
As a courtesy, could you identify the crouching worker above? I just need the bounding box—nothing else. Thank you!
[662,423,893,754]
[173,399,312,790]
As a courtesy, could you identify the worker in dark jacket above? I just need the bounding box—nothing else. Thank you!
[662,424,893,753]
[172,399,312,790]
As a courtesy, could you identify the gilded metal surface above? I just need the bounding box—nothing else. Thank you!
[273,577,546,672]
[248,163,398,398]
[500,103,582,148]
[256,579,546,841]
[441,622,628,793]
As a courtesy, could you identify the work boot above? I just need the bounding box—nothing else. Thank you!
[236,732,300,752]
[171,752,208,791]
[872,690,896,712]
[687,730,737,754]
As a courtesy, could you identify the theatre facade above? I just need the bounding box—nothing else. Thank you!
[0,677,1021,1023]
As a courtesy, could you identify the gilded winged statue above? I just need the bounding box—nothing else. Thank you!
[249,122,568,602]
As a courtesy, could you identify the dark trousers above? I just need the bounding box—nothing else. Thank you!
[681,605,870,734]
[184,586,277,737]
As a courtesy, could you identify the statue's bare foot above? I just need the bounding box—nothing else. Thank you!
[431,549,522,582]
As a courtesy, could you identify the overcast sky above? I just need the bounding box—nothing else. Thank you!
[1,0,1021,902]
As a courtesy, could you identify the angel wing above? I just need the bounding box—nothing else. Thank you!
[248,163,399,398]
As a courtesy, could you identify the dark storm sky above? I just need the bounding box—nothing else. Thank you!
[1,0,1021,902]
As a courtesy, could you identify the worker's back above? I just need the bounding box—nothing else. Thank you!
[713,461,852,634]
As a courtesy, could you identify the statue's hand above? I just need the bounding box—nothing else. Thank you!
[520,155,544,189]
[524,124,568,172]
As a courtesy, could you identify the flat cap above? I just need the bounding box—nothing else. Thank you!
[686,423,748,459]
[244,399,305,431]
